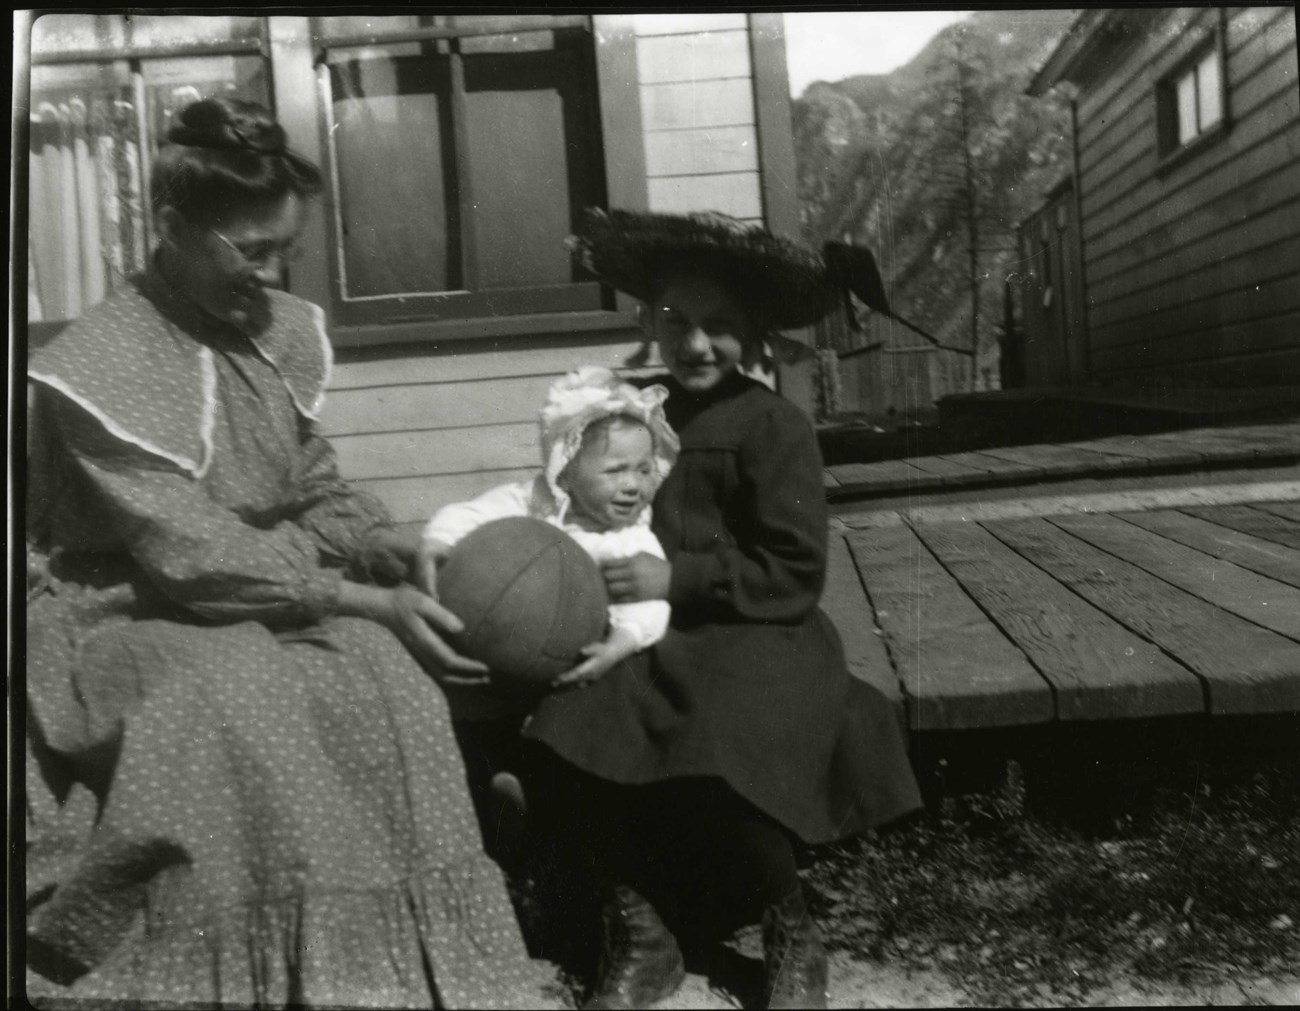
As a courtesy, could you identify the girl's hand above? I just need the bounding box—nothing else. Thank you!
[602,553,671,603]
[338,581,490,684]
[554,626,640,687]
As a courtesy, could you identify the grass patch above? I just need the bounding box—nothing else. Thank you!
[805,756,1300,1006]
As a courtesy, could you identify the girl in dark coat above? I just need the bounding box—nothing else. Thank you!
[521,209,923,1009]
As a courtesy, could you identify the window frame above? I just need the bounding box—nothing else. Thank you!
[312,14,617,329]
[1155,17,1231,175]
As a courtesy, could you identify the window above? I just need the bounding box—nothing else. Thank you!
[25,14,632,335]
[316,15,609,325]
[27,15,271,324]
[1157,33,1227,163]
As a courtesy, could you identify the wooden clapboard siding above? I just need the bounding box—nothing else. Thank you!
[1067,6,1300,386]
[322,375,554,437]
[1087,164,1300,298]
[332,422,539,482]
[353,468,540,527]
[647,173,764,218]
[1084,85,1300,265]
[1081,11,1297,231]
[1088,241,1300,349]
[634,14,763,220]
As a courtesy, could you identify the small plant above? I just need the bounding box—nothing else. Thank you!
[804,756,1300,1006]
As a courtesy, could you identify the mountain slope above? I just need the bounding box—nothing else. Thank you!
[793,9,1079,391]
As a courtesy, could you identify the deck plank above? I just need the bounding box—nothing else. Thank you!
[902,453,1002,485]
[914,522,1203,721]
[822,533,905,711]
[1136,426,1300,467]
[974,442,1138,477]
[845,525,1051,731]
[1252,501,1300,522]
[1053,514,1300,640]
[1181,504,1300,550]
[931,450,1039,478]
[988,517,1300,714]
[1117,509,1300,588]
[828,460,944,494]
[1069,433,1204,468]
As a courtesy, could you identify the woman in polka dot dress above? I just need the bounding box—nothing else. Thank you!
[25,98,547,1008]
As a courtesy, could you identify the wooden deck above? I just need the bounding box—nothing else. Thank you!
[827,500,1300,732]
[821,421,1300,733]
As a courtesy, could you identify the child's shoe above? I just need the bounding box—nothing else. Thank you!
[760,886,828,1009]
[583,886,685,1009]
[490,771,528,819]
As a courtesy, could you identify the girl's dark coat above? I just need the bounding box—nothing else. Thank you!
[525,372,921,843]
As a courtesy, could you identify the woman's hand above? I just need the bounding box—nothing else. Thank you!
[354,526,425,585]
[554,626,640,687]
[337,581,489,684]
[602,553,671,603]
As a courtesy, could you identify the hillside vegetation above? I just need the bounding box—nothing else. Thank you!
[793,9,1079,391]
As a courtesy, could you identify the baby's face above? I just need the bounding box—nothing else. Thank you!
[560,420,656,531]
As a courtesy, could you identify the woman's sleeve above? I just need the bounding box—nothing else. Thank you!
[53,395,341,625]
[286,424,396,567]
[667,402,827,622]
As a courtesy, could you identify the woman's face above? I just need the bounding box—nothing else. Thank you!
[157,192,305,330]
[647,273,759,393]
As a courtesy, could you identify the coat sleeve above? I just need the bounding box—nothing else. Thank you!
[51,394,342,625]
[667,401,827,623]
[284,422,396,567]
[606,525,671,648]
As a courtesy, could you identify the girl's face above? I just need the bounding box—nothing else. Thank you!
[157,192,304,331]
[648,273,760,393]
[559,419,657,531]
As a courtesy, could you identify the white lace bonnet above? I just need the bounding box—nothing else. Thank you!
[535,366,680,523]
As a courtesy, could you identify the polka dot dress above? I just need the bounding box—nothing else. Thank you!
[27,273,552,1009]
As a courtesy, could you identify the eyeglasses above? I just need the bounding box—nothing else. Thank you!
[208,227,303,267]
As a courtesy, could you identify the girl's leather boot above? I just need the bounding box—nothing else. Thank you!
[583,886,685,1009]
[760,886,828,1009]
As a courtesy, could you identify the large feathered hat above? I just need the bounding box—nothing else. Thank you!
[569,208,853,331]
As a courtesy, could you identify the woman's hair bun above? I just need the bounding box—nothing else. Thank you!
[166,97,287,156]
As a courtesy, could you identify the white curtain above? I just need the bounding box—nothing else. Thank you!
[29,92,146,323]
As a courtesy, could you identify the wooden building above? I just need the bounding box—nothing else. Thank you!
[22,12,802,524]
[1018,6,1300,390]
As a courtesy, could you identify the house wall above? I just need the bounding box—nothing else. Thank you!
[314,13,795,523]
[1073,6,1300,387]
[1018,180,1088,386]
[633,13,764,222]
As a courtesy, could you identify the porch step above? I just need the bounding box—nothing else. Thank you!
[824,419,1300,506]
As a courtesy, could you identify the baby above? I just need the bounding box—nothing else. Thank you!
[420,366,679,685]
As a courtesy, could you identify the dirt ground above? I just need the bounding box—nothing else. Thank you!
[653,953,1300,1009]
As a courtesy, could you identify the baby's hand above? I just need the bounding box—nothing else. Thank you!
[553,627,640,687]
